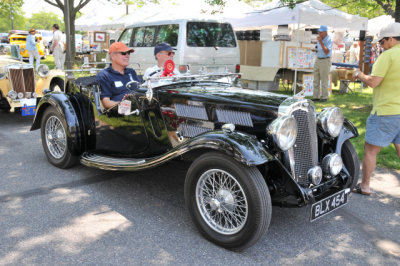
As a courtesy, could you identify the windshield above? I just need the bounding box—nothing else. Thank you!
[41,31,53,38]
[187,22,236,48]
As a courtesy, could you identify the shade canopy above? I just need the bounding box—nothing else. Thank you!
[226,0,368,31]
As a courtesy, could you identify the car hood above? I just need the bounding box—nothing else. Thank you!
[159,83,290,112]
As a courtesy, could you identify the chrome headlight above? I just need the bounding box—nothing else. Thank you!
[322,153,343,176]
[37,64,49,77]
[7,90,17,100]
[317,107,344,137]
[269,115,297,151]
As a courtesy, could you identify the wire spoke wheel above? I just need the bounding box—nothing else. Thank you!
[45,115,66,159]
[196,169,248,235]
[40,107,78,169]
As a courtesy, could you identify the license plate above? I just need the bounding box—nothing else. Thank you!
[310,189,350,222]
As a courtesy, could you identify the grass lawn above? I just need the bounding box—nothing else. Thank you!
[39,57,400,170]
[277,81,400,170]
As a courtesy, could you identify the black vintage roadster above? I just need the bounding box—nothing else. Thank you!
[31,71,360,250]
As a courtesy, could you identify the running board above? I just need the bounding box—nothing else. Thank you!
[80,151,184,171]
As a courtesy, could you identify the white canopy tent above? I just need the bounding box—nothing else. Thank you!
[226,0,368,31]
[368,15,394,37]
[75,0,252,31]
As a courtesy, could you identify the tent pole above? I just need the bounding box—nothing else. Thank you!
[292,21,300,95]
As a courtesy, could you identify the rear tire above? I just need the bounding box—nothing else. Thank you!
[40,106,78,168]
[341,140,360,190]
[185,152,271,250]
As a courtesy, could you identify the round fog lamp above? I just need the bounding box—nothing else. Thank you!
[308,166,322,185]
[322,153,343,176]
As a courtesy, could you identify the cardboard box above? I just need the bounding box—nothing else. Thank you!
[238,40,262,66]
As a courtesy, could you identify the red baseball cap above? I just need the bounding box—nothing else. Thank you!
[108,42,134,54]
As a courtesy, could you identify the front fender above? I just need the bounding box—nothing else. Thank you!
[182,130,273,166]
[35,70,65,94]
[30,92,82,155]
[335,118,359,155]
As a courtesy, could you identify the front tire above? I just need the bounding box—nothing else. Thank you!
[184,152,271,250]
[341,140,360,190]
[40,106,78,168]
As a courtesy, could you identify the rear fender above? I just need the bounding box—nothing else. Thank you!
[31,92,82,155]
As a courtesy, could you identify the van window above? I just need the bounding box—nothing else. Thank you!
[132,27,145,46]
[119,28,134,46]
[154,24,178,46]
[143,26,156,47]
[187,22,236,48]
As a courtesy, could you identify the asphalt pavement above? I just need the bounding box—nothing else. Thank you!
[0,112,399,265]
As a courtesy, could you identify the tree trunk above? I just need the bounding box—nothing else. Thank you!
[395,0,400,22]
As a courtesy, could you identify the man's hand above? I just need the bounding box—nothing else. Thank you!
[353,69,362,79]
[316,35,322,42]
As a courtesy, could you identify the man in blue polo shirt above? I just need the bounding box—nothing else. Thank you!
[96,42,141,109]
[313,25,333,102]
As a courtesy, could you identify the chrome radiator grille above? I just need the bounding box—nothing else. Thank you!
[8,66,35,97]
[292,106,318,186]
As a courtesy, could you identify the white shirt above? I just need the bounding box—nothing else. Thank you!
[143,65,180,80]
[52,30,64,51]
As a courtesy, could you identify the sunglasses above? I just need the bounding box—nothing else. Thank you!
[379,38,388,45]
[162,51,175,56]
[115,51,132,56]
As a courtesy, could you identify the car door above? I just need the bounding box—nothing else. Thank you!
[89,84,150,157]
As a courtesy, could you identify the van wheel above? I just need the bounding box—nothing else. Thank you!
[185,152,271,250]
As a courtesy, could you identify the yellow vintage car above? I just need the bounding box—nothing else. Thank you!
[0,44,64,114]
[9,32,46,59]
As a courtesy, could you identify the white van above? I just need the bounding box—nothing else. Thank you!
[117,18,240,75]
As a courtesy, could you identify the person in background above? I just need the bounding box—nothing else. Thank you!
[96,42,141,109]
[143,43,180,79]
[26,28,40,70]
[50,24,64,69]
[352,22,400,196]
[347,41,360,64]
[312,25,333,102]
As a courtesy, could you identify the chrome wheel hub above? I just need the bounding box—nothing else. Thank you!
[45,116,66,159]
[196,169,248,235]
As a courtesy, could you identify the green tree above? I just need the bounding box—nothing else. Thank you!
[28,10,63,30]
[0,0,26,32]
[43,0,92,63]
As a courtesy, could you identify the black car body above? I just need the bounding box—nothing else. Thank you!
[31,72,360,250]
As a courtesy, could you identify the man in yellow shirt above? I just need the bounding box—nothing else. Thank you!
[353,22,400,196]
